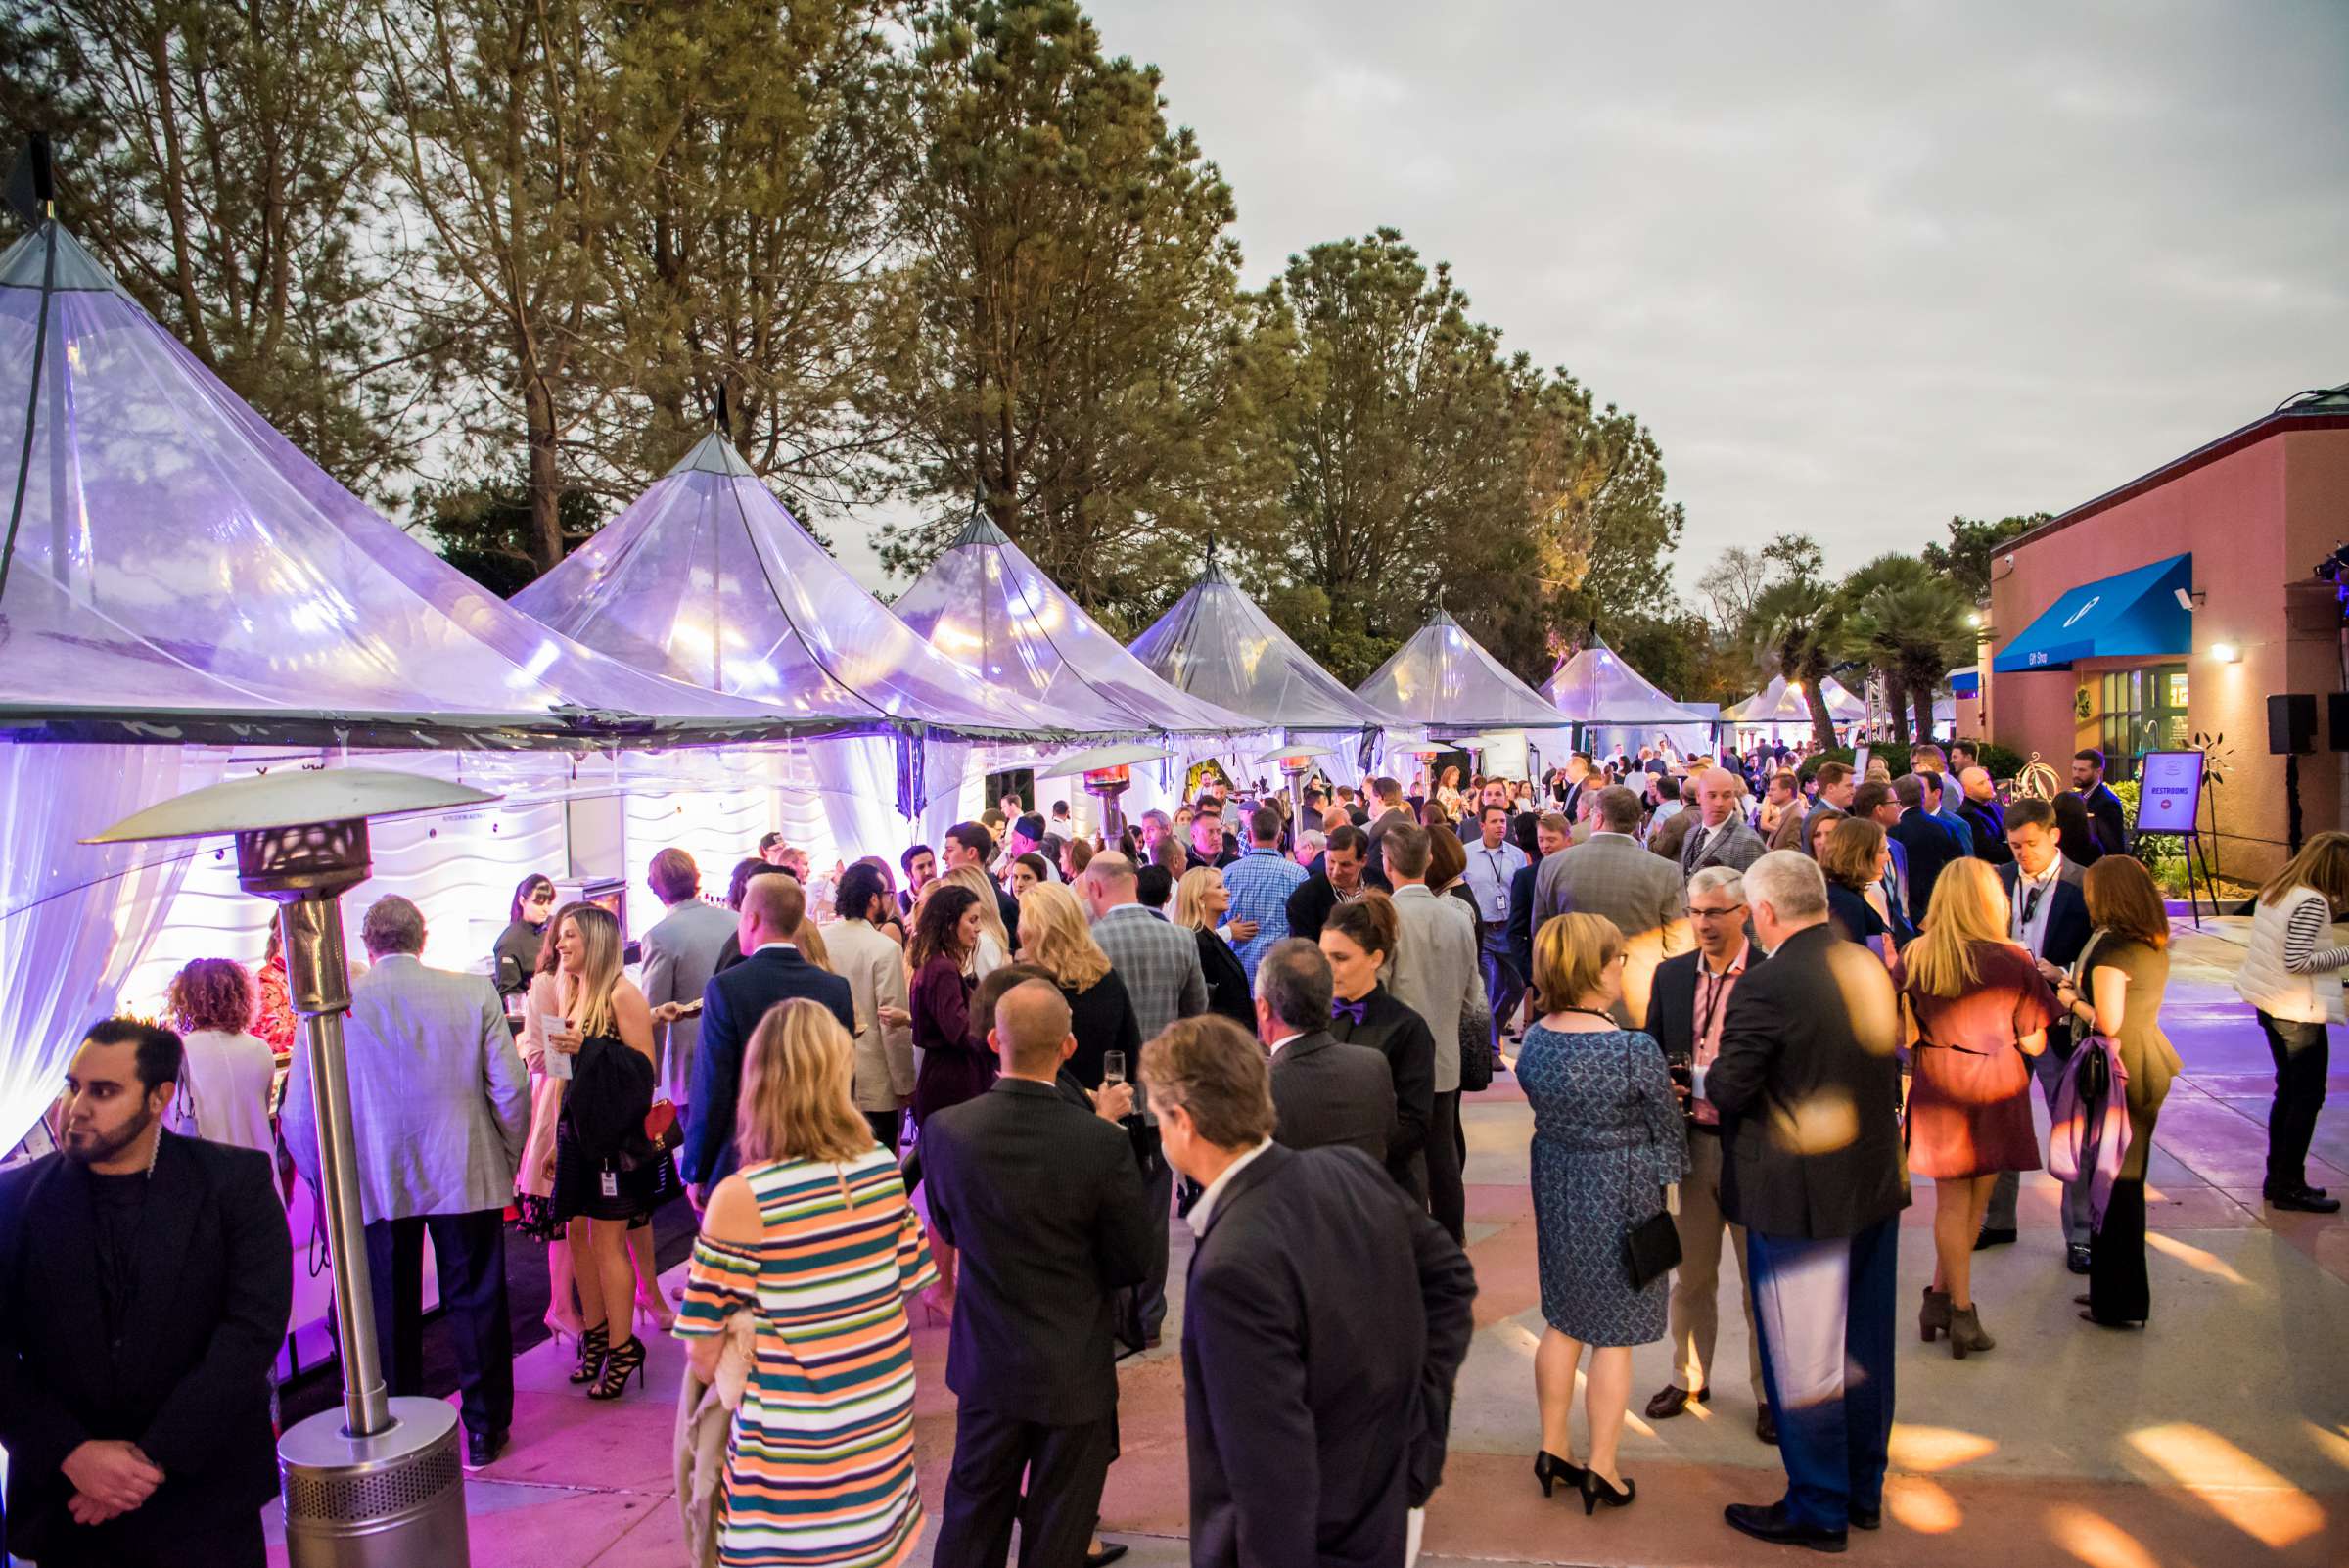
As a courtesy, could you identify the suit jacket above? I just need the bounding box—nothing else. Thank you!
[2000,858,2092,969]
[1195,926,1256,1031]
[1766,803,1806,853]
[1531,833,1685,941]
[2080,783,2128,856]
[1328,986,1436,1192]
[1386,885,1487,1096]
[1090,903,1208,1044]
[283,952,529,1223]
[686,945,855,1186]
[1285,873,1348,945]
[1506,860,1539,981]
[1708,923,1909,1239]
[638,898,738,1107]
[1361,806,1411,891]
[919,1079,1153,1426]
[1643,943,1766,1066]
[828,917,916,1113]
[1888,807,1961,926]
[0,1134,291,1559]
[1680,813,1769,877]
[1959,797,2012,863]
[1270,1031,1396,1166]
[1182,1144,1476,1568]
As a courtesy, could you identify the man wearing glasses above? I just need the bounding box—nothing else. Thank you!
[1638,865,1773,1446]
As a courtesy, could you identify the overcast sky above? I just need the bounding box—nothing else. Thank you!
[836,0,2349,605]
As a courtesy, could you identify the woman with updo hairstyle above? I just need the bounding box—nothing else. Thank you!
[1318,891,1434,1197]
[163,957,276,1151]
[1817,816,1895,959]
[1518,911,1686,1514]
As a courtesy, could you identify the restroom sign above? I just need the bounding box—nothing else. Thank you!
[2133,750,2204,834]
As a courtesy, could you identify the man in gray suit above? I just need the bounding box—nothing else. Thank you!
[1080,852,1207,1344]
[1384,822,1486,1243]
[638,847,736,1111]
[283,895,530,1469]
[1681,768,1770,880]
[1532,785,1690,1028]
[1260,940,1395,1165]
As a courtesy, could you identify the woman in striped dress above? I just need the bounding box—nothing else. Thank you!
[679,998,940,1567]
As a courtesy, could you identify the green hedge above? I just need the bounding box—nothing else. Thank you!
[1791,741,2025,783]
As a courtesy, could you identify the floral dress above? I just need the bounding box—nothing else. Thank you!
[677,1149,938,1568]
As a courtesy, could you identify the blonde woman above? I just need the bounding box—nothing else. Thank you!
[1894,858,2056,1358]
[939,863,1012,977]
[1017,882,1142,1088]
[541,902,667,1398]
[1172,865,1255,1028]
[681,999,937,1568]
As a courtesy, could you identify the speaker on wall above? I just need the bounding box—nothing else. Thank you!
[2330,693,2349,753]
[2269,693,2316,756]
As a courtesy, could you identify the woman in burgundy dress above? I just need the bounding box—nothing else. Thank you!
[1896,857,2056,1360]
[907,883,991,1315]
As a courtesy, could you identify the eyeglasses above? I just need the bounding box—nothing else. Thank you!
[1688,905,1745,920]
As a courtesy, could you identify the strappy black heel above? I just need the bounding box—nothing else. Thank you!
[570,1322,608,1385]
[589,1334,645,1399]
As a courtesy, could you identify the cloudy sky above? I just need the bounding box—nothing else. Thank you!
[838,0,2349,605]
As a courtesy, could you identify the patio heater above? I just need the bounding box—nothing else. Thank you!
[89,768,498,1568]
[1040,743,1171,841]
[1082,762,1133,837]
[1256,743,1339,831]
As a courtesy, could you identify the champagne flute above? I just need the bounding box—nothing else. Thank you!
[1102,1050,1127,1088]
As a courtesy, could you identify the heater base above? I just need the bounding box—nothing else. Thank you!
[279,1396,470,1568]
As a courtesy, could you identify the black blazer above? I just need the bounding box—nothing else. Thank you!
[1060,969,1143,1090]
[2080,782,2128,856]
[687,945,855,1186]
[1327,985,1435,1192]
[0,1133,291,1560]
[1959,798,2012,864]
[1506,861,1539,981]
[1642,944,1765,1066]
[1194,927,1256,1031]
[918,1078,1154,1426]
[1361,807,1410,891]
[1270,1031,1396,1165]
[1887,808,1960,926]
[1708,923,1909,1239]
[1285,874,1345,945]
[1999,859,2093,970]
[1182,1144,1475,1568]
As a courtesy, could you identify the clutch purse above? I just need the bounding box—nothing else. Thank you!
[643,1097,684,1154]
[1625,1202,1681,1291]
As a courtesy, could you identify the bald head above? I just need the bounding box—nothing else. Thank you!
[994,978,1075,1077]
[738,872,805,949]
[1959,765,1994,805]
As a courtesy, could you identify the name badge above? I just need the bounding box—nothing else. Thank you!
[601,1169,619,1199]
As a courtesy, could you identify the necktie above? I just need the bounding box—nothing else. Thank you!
[1332,997,1369,1026]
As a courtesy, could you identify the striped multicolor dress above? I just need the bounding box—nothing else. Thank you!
[677,1148,939,1568]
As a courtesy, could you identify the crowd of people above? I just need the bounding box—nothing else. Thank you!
[0,745,2340,1565]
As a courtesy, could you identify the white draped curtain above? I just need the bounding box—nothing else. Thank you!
[0,742,226,1150]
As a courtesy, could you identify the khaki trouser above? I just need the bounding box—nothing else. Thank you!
[1671,1129,1766,1401]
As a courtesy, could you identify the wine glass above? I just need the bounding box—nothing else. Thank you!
[1102,1050,1127,1088]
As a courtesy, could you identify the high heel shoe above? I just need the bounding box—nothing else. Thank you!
[542,1307,584,1346]
[1580,1469,1636,1515]
[635,1292,676,1333]
[589,1335,646,1399]
[570,1323,608,1385]
[1918,1286,1951,1343]
[1533,1450,1587,1499]
[1948,1303,1995,1359]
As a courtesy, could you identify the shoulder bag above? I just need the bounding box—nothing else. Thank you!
[1620,1035,1682,1290]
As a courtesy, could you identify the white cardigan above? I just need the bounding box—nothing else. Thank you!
[2234,886,2348,1025]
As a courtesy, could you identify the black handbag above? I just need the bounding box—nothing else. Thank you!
[1625,1205,1681,1290]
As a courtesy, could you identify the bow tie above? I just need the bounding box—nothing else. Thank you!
[1332,997,1369,1026]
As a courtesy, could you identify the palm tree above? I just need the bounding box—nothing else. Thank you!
[1838,555,1973,744]
[1749,576,1843,751]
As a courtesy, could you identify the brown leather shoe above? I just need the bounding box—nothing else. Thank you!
[1644,1384,1709,1419]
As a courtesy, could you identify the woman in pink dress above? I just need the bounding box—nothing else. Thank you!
[1896,858,2056,1360]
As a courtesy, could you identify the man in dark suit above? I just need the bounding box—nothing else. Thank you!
[1259,940,1395,1164]
[1556,752,1595,825]
[1886,774,1960,928]
[1680,767,1770,879]
[1285,823,1369,945]
[1798,761,1855,858]
[1708,853,1907,1554]
[684,874,855,1201]
[0,1020,291,1567]
[1979,797,2096,1260]
[1146,1020,1475,1568]
[2071,748,2129,856]
[921,979,1154,1567]
[1531,786,1688,1027]
[1953,766,2012,863]
[1508,812,1570,999]
[1360,777,1412,891]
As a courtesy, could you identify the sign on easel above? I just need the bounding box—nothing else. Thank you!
[2133,751,2205,833]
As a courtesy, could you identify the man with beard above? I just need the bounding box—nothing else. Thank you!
[0,1019,290,1567]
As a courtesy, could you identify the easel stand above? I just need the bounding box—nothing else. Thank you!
[2133,769,2222,929]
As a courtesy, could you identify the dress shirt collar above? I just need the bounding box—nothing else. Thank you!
[1701,938,1751,979]
[2018,854,2064,890]
[1593,829,1635,842]
[1267,1031,1307,1056]
[1186,1138,1275,1237]
[752,940,800,956]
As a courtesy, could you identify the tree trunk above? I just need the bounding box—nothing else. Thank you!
[1880,665,1911,744]
[1911,680,1936,745]
[525,376,565,572]
[1803,671,1836,752]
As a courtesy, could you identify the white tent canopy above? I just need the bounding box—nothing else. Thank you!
[1354,610,1567,735]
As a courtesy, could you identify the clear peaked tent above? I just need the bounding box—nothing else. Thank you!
[511,436,1088,847]
[1724,673,1867,741]
[1127,559,1405,783]
[1353,609,1571,780]
[1540,634,1714,757]
[892,515,1264,815]
[0,215,809,1152]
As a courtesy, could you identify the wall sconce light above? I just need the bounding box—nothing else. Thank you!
[2210,641,2242,664]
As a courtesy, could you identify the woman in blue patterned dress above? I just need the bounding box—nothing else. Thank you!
[1518,912,1688,1515]
[678,998,939,1568]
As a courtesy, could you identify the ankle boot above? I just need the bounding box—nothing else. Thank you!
[1948,1302,1995,1359]
[1919,1287,1951,1343]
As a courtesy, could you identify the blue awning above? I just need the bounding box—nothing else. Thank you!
[1992,554,2192,673]
[1948,666,1979,697]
